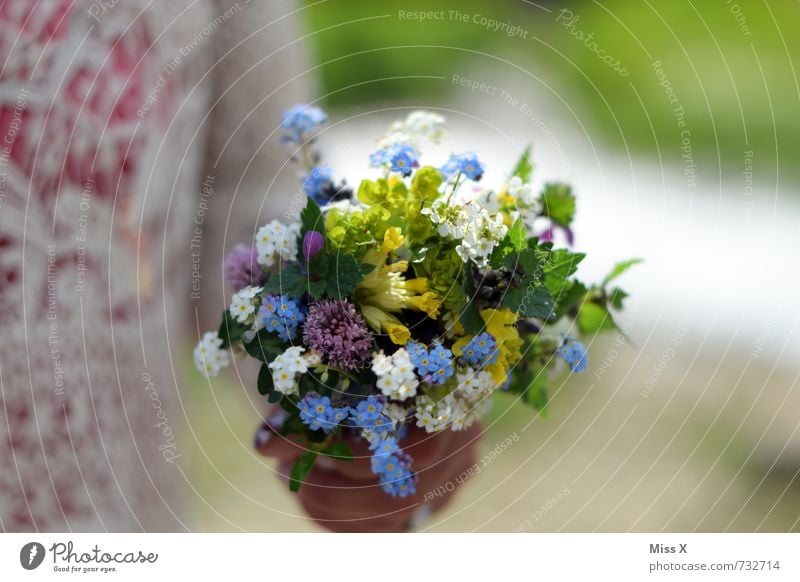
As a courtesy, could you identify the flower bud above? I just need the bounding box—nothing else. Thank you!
[302,230,324,263]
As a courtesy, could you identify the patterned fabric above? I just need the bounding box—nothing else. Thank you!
[0,0,308,531]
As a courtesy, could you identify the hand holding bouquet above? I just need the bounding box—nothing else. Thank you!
[195,105,636,512]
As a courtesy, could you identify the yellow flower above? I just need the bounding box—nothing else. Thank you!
[380,227,405,253]
[481,308,523,382]
[385,322,411,345]
[498,190,516,206]
[355,251,442,325]
[405,291,441,319]
[359,306,410,345]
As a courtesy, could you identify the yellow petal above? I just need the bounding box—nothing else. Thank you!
[403,277,428,294]
[384,322,410,345]
[406,291,441,319]
[380,227,405,253]
[486,361,507,384]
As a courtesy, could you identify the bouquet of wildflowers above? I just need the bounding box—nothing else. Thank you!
[194,105,637,497]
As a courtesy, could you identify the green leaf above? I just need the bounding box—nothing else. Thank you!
[357,178,388,206]
[609,287,629,310]
[267,391,283,404]
[320,442,354,462]
[554,280,588,319]
[460,277,485,334]
[578,302,617,335]
[300,197,325,237]
[263,262,308,297]
[289,450,318,492]
[243,329,285,362]
[298,373,318,397]
[217,310,248,350]
[504,247,538,275]
[540,182,576,227]
[461,303,484,334]
[323,254,373,299]
[602,258,642,286]
[512,286,555,320]
[523,368,549,416]
[542,248,585,297]
[410,166,443,202]
[507,218,527,251]
[278,396,297,415]
[511,145,534,182]
[490,219,528,268]
[257,363,274,396]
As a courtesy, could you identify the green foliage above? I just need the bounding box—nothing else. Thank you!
[300,197,325,238]
[289,450,318,492]
[326,203,390,256]
[412,243,467,309]
[264,250,374,300]
[539,247,586,298]
[257,363,274,396]
[523,368,549,416]
[554,280,588,319]
[499,245,556,319]
[511,145,534,182]
[243,329,285,362]
[217,310,248,349]
[357,177,390,206]
[602,258,643,286]
[263,262,309,297]
[539,182,576,228]
[311,253,375,299]
[409,166,443,203]
[510,286,556,320]
[459,275,485,334]
[320,442,354,461]
[490,218,527,268]
[578,302,618,335]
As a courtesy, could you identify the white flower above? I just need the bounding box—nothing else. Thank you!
[455,209,508,268]
[255,220,300,267]
[378,110,446,149]
[415,408,437,432]
[194,331,230,378]
[229,286,263,324]
[414,395,455,433]
[449,398,469,431]
[456,369,495,398]
[402,110,446,142]
[383,402,410,425]
[371,353,393,376]
[507,176,534,206]
[421,199,473,239]
[451,397,492,431]
[372,348,419,401]
[268,346,308,395]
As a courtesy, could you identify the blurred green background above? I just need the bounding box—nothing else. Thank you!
[302,0,799,180]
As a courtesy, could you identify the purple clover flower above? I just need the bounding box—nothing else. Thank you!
[223,244,265,291]
[302,298,374,370]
